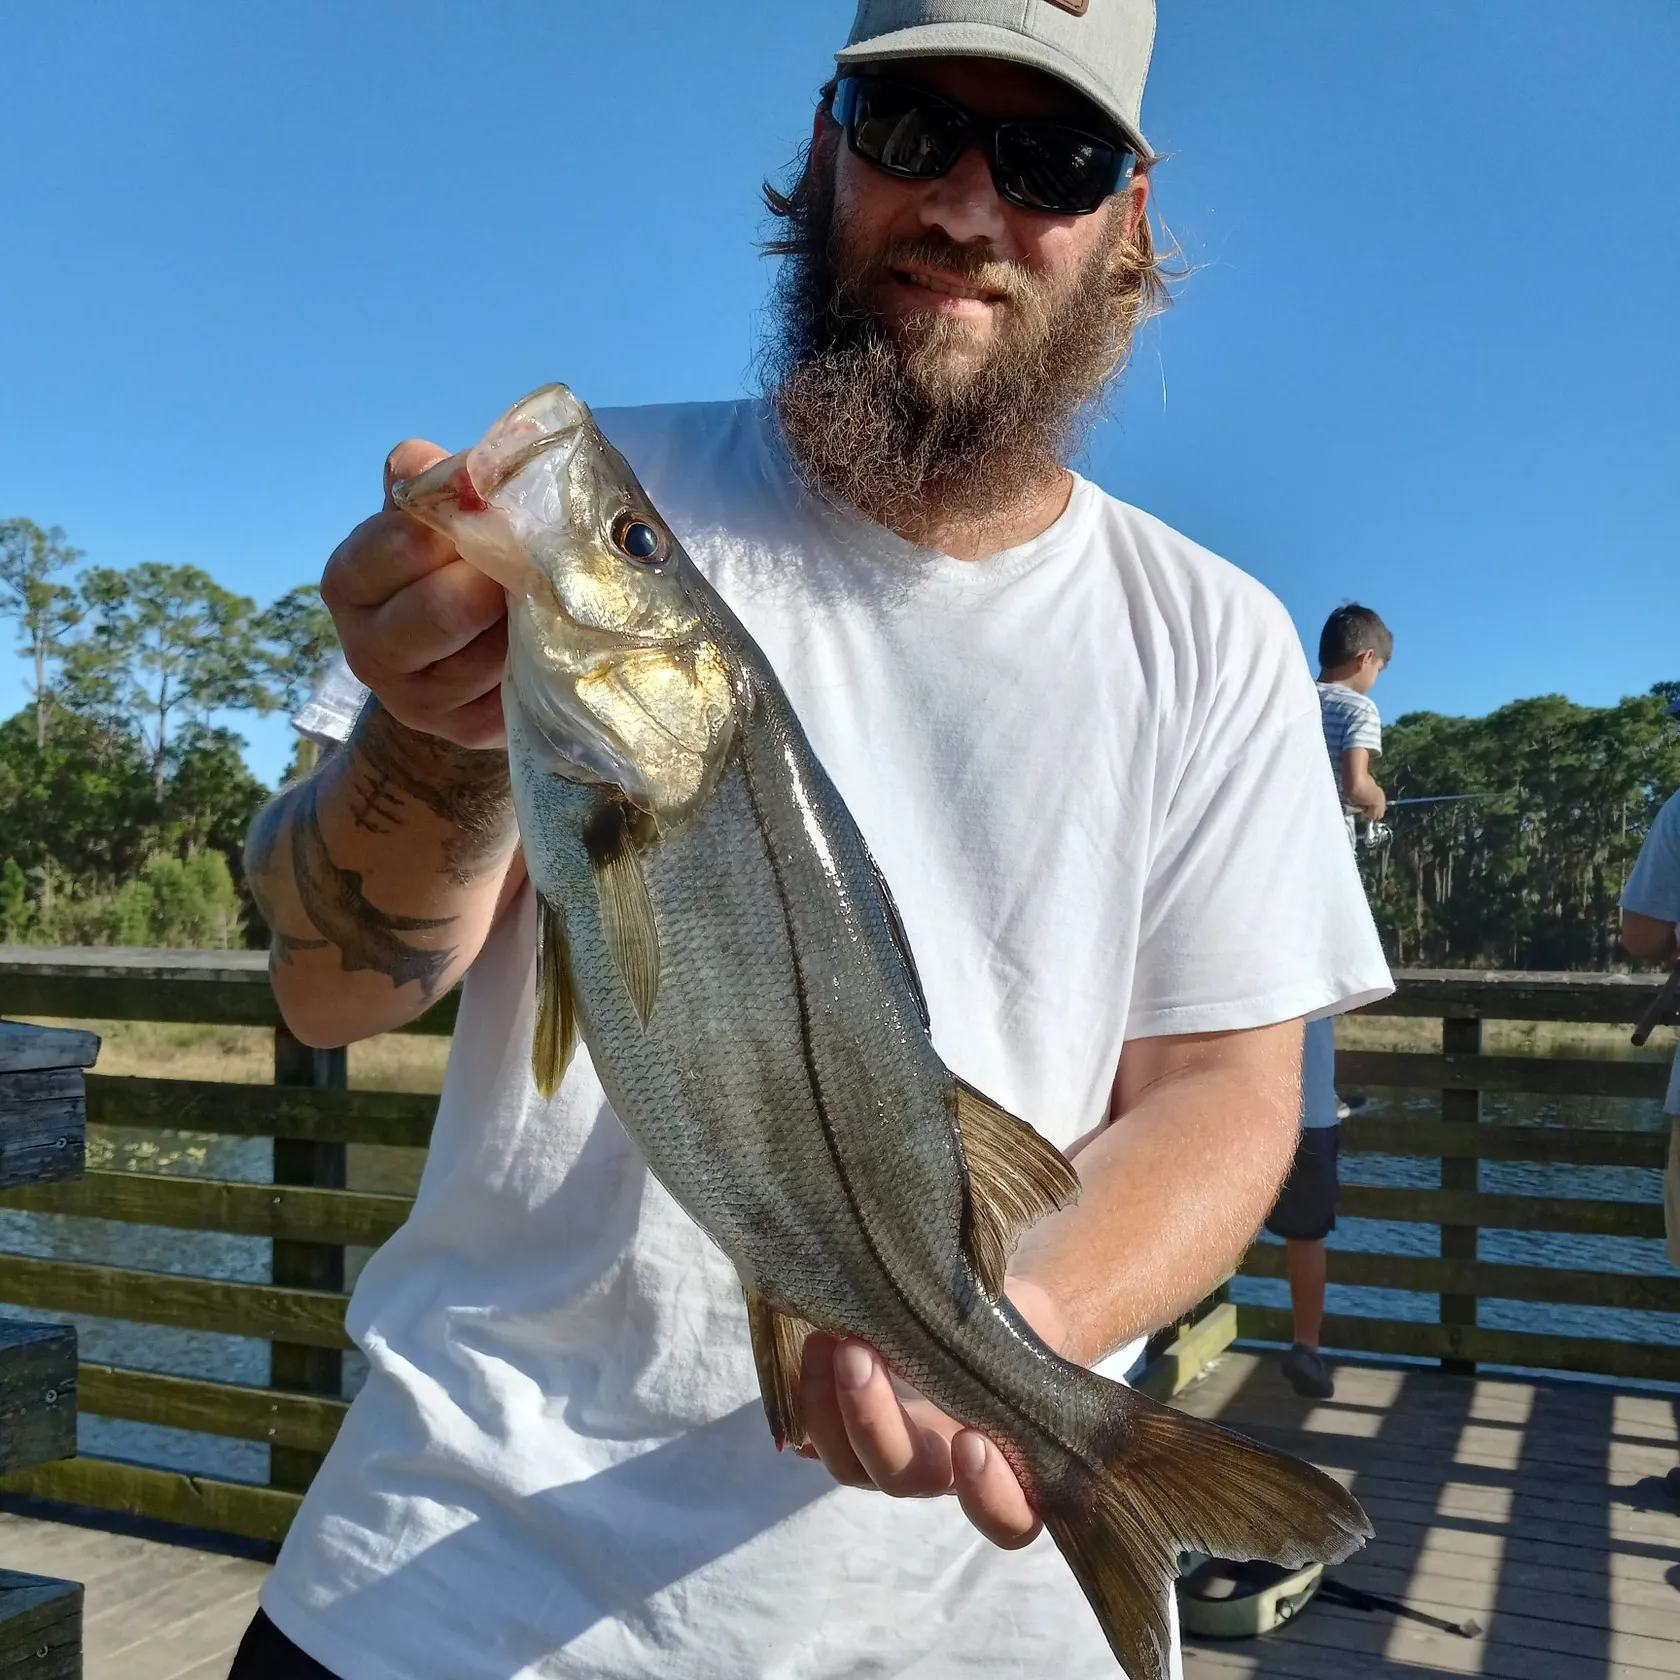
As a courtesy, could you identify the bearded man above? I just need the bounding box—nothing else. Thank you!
[238,5,1390,1679]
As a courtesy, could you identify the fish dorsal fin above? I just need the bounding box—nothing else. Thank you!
[865,844,929,1033]
[743,1288,820,1452]
[533,894,577,1097]
[953,1079,1081,1298]
[583,796,661,1026]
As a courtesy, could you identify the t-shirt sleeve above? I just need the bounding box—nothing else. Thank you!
[1128,631,1394,1040]
[293,653,370,746]
[1622,792,1680,923]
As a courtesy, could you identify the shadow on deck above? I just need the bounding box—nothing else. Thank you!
[1176,1349,1680,1678]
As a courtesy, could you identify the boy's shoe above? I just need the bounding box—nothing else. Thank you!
[1282,1343,1335,1399]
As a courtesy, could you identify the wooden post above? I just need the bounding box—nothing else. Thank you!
[269,1028,348,1492]
[0,1019,95,1680]
[1440,1014,1481,1376]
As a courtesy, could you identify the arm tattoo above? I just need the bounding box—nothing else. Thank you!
[244,797,328,966]
[347,702,515,885]
[290,777,459,999]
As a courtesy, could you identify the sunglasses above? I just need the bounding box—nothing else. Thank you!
[831,75,1136,218]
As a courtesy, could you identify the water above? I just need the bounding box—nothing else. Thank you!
[1233,1086,1680,1360]
[1,1089,1675,1484]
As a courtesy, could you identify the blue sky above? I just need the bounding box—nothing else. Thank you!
[2,1,1675,786]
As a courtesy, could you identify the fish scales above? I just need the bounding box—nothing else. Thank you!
[395,384,1373,1680]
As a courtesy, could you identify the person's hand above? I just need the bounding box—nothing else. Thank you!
[1367,786,1388,820]
[796,1278,1069,1550]
[319,441,510,749]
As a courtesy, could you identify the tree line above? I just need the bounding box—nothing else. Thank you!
[0,517,336,947]
[1360,685,1680,969]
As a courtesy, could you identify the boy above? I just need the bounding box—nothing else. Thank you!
[1269,604,1393,1399]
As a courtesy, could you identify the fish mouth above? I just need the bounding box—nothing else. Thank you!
[464,383,590,502]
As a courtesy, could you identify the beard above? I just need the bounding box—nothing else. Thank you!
[766,160,1138,537]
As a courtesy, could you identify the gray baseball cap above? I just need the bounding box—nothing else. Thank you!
[837,0,1156,160]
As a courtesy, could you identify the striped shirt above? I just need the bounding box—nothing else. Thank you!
[1318,680,1382,766]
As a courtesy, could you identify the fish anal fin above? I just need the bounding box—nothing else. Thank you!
[743,1289,818,1452]
[583,797,661,1025]
[953,1079,1080,1298]
[532,895,577,1098]
[1046,1394,1372,1680]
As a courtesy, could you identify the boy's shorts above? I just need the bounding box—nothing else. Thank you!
[1265,1125,1341,1242]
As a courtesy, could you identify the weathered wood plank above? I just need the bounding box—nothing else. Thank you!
[0,1324,76,1479]
[0,1570,81,1680]
[75,1364,348,1455]
[0,1171,413,1248]
[0,948,457,1035]
[1236,1305,1680,1381]
[1241,1242,1680,1313]
[0,1072,86,1193]
[0,1457,299,1545]
[1337,1049,1672,1098]
[1340,1115,1668,1165]
[1337,1183,1667,1237]
[86,1075,438,1148]
[0,1254,350,1349]
[1361,969,1667,1023]
[0,1022,99,1075]
[1135,1304,1237,1401]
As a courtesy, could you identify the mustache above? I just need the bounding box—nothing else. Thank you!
[851,235,1039,310]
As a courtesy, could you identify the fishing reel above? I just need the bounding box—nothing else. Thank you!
[1357,819,1394,854]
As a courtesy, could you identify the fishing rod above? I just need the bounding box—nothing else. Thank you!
[1357,793,1484,853]
[1631,968,1680,1048]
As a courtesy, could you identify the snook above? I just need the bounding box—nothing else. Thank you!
[395,386,1370,1680]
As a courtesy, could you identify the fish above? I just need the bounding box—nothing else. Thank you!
[393,384,1371,1680]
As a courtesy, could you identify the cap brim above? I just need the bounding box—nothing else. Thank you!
[835,22,1152,161]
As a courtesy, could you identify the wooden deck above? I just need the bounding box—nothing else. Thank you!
[0,1501,266,1680]
[1177,1350,1680,1678]
[3,1351,1677,1678]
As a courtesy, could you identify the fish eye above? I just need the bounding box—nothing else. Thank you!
[612,513,666,565]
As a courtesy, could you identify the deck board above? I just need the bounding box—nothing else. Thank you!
[0,1504,266,1680]
[1177,1350,1680,1679]
[0,1350,1674,1678]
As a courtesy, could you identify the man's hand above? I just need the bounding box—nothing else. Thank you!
[320,441,510,749]
[795,1278,1067,1550]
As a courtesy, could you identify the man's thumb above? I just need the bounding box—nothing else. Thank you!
[383,439,452,509]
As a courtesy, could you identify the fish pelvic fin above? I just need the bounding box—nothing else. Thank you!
[583,796,661,1025]
[743,1289,819,1451]
[1045,1394,1372,1680]
[952,1079,1080,1298]
[533,894,577,1098]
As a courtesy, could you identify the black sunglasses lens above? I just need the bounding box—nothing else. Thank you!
[847,80,969,179]
[995,125,1124,215]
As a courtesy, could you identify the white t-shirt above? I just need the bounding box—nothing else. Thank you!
[263,399,1393,1680]
[1621,790,1680,1114]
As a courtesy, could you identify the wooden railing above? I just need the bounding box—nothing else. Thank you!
[0,951,1673,1544]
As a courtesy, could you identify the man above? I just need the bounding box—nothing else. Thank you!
[237,5,1391,1678]
[1266,603,1395,1401]
[1621,736,1680,1271]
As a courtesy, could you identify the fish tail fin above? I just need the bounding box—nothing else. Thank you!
[1043,1391,1370,1680]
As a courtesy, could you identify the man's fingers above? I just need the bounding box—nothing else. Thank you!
[951,1431,1041,1550]
[324,509,467,612]
[367,562,508,674]
[832,1342,951,1496]
[799,1335,872,1487]
[384,439,452,507]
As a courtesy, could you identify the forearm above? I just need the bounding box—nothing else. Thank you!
[246,700,521,1045]
[1010,1021,1302,1366]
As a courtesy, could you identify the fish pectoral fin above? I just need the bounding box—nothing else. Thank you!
[584,798,661,1026]
[1045,1393,1371,1680]
[743,1289,819,1452]
[532,895,577,1098]
[953,1079,1081,1298]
